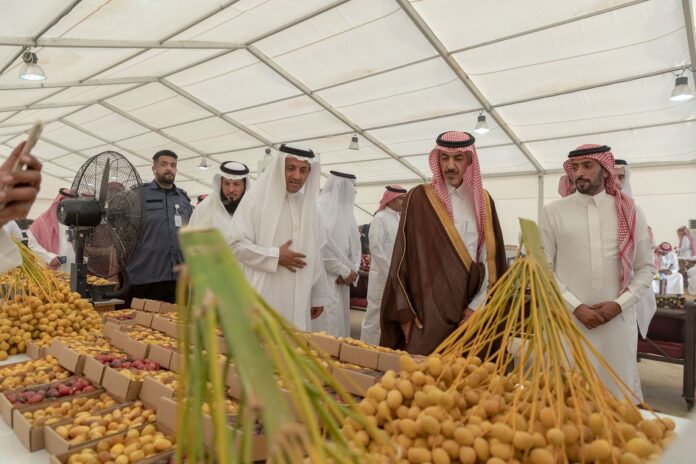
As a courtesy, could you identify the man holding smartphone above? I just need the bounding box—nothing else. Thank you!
[0,142,43,273]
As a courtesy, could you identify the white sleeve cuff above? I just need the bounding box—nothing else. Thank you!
[0,230,21,273]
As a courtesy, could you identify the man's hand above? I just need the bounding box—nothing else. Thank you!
[310,307,324,319]
[401,317,423,344]
[278,240,306,272]
[458,308,475,327]
[343,271,358,286]
[48,257,61,270]
[335,276,345,285]
[660,269,672,275]
[0,142,42,227]
[573,304,606,330]
[591,301,622,325]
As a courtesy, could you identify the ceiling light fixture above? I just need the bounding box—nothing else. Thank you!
[18,50,47,81]
[670,75,694,102]
[198,156,209,170]
[348,133,359,150]
[474,112,490,134]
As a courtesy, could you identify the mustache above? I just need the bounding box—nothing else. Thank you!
[444,169,459,175]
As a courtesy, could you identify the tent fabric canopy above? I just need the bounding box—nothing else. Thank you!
[0,0,694,224]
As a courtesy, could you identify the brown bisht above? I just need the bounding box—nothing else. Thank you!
[379,184,508,355]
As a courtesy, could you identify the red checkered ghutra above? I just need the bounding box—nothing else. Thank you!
[428,131,486,261]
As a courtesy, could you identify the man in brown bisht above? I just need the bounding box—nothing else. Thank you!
[380,131,508,355]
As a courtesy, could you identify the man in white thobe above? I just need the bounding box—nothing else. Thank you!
[676,226,695,258]
[652,242,684,294]
[0,142,43,273]
[313,171,361,337]
[614,158,655,401]
[2,221,57,267]
[188,161,251,233]
[228,145,332,331]
[540,144,655,400]
[360,185,406,345]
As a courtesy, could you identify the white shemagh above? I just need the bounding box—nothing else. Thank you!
[189,162,252,231]
[317,174,361,274]
[228,149,331,329]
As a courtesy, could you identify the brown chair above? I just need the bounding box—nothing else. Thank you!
[637,301,696,409]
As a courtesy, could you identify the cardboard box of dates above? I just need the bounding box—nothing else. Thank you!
[0,376,101,426]
[44,399,155,455]
[14,391,118,452]
[158,396,267,461]
[48,422,175,464]
[101,360,175,402]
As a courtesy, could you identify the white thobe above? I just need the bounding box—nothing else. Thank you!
[188,198,233,235]
[540,190,655,400]
[677,236,693,258]
[448,184,488,311]
[360,208,400,345]
[231,192,331,331]
[688,265,696,294]
[2,222,55,266]
[652,252,684,294]
[0,227,21,273]
[5,222,75,273]
[314,241,356,337]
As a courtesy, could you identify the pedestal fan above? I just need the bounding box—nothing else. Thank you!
[56,151,143,299]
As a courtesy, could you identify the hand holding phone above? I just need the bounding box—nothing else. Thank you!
[0,121,44,225]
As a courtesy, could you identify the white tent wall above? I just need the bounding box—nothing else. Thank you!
[474,166,696,247]
[1,0,694,243]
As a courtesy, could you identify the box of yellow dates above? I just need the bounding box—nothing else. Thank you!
[308,332,342,358]
[331,365,382,397]
[0,355,63,384]
[130,298,146,310]
[49,422,175,464]
[13,391,116,452]
[52,337,116,375]
[143,299,163,313]
[134,310,154,328]
[25,339,48,359]
[139,376,177,411]
[102,366,177,402]
[149,315,169,335]
[158,395,267,461]
[44,399,155,455]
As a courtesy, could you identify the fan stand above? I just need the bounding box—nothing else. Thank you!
[69,227,92,298]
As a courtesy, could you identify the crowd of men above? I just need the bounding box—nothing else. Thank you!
[1,129,695,402]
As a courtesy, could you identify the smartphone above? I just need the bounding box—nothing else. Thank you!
[0,120,43,209]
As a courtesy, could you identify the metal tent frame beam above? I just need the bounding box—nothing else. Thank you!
[682,0,696,87]
[0,37,243,49]
[247,45,426,181]
[395,0,544,175]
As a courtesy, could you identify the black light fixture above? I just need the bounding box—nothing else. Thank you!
[348,133,359,150]
[19,50,47,81]
[474,111,490,134]
[670,73,694,102]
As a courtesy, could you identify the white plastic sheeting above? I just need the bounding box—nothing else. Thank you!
[0,0,693,226]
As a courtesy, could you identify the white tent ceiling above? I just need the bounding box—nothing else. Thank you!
[0,0,695,223]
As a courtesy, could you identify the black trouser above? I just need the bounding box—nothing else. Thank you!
[126,280,177,307]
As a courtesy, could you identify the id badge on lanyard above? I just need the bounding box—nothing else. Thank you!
[174,204,182,228]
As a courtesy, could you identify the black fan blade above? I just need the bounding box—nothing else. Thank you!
[99,158,111,205]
